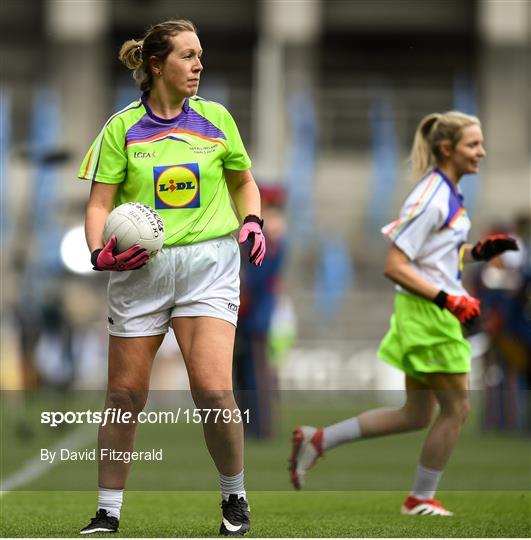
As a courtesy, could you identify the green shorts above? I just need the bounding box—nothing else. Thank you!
[377,292,471,384]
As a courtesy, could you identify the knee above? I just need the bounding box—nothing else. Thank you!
[441,399,471,425]
[191,389,235,410]
[456,399,471,424]
[403,408,433,431]
[106,388,148,417]
[412,413,433,431]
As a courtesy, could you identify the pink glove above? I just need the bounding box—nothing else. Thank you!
[238,215,266,266]
[91,235,149,271]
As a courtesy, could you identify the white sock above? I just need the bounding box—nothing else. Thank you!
[411,464,443,500]
[323,417,361,451]
[220,470,246,501]
[98,487,123,519]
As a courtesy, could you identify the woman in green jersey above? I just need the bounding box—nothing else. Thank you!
[79,20,263,536]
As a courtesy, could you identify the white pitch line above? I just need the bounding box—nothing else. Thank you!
[0,424,95,496]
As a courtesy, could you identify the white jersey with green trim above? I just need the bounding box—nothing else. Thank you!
[381,168,471,297]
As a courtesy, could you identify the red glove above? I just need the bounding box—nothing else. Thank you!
[433,290,480,326]
[239,215,266,266]
[91,236,149,271]
[471,234,518,261]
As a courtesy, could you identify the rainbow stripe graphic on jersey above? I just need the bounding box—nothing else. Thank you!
[448,207,466,227]
[385,171,443,241]
[439,197,467,231]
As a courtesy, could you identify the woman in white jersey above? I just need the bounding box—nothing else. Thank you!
[289,111,518,515]
[79,20,264,535]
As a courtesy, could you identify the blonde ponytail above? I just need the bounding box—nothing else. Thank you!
[409,113,441,180]
[119,39,143,70]
[119,39,144,87]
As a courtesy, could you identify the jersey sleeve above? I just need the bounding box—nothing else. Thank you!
[382,202,446,260]
[78,118,127,184]
[221,107,252,171]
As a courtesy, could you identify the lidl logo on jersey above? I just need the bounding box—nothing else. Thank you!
[154,163,200,209]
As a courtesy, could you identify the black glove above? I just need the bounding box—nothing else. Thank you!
[471,234,518,262]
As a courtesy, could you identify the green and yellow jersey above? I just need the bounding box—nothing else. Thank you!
[79,94,251,246]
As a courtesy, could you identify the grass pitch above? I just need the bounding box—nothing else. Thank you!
[1,392,529,537]
[1,490,529,537]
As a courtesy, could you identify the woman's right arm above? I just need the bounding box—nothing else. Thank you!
[383,243,439,300]
[85,181,120,252]
[384,242,480,325]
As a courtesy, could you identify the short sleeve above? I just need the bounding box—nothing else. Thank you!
[221,108,251,171]
[78,119,127,184]
[382,204,445,260]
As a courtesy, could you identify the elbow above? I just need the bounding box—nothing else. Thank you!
[383,262,396,282]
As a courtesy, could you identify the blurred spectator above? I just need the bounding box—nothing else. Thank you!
[11,292,75,440]
[478,214,530,433]
[13,303,40,391]
[234,185,288,439]
[34,297,76,390]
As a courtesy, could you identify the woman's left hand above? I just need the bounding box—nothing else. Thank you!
[471,234,518,261]
[239,215,266,266]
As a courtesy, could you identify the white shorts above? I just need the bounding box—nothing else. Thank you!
[107,235,240,336]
